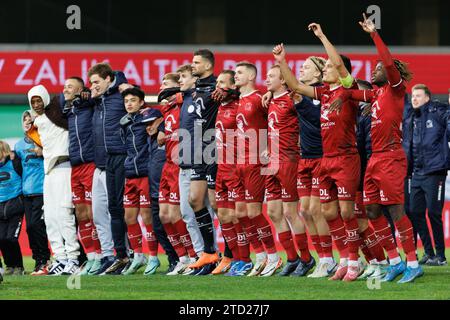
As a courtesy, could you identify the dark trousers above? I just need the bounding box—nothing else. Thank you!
[404,176,419,245]
[106,153,127,258]
[410,174,446,258]
[0,214,24,268]
[151,197,178,265]
[23,195,50,264]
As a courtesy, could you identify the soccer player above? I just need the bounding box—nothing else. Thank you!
[264,65,316,277]
[234,61,282,277]
[28,85,80,275]
[212,70,253,276]
[185,50,221,273]
[119,87,155,275]
[157,73,199,275]
[15,111,51,275]
[328,14,421,283]
[61,77,102,276]
[273,23,363,281]
[88,63,129,274]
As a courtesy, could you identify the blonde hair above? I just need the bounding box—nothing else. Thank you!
[0,140,12,160]
[307,56,327,80]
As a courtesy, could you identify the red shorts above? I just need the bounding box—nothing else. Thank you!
[216,165,245,209]
[159,161,180,204]
[71,162,95,205]
[265,162,298,202]
[319,154,360,203]
[354,191,367,219]
[363,149,407,205]
[124,177,151,208]
[297,158,322,198]
[236,164,265,203]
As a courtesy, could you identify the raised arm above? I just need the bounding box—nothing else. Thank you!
[272,44,315,98]
[308,23,350,80]
[359,13,401,86]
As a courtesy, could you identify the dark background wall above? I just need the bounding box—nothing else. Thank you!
[0,0,448,45]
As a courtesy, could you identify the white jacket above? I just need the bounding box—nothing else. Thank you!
[28,85,70,174]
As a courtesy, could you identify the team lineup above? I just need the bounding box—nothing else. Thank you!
[1,13,449,286]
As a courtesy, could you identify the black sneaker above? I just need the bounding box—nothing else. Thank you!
[278,258,301,276]
[195,263,217,276]
[103,257,129,275]
[426,256,447,266]
[291,256,316,277]
[166,261,178,274]
[419,254,435,265]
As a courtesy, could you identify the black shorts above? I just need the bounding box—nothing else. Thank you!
[190,163,217,189]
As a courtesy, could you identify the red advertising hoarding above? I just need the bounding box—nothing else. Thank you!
[0,51,449,94]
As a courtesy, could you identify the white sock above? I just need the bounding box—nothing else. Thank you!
[323,257,334,265]
[256,252,267,262]
[180,255,189,264]
[348,260,359,267]
[407,261,419,268]
[87,252,96,261]
[379,259,388,265]
[95,253,103,261]
[390,257,402,266]
[369,259,378,265]
[267,253,279,263]
[339,258,348,266]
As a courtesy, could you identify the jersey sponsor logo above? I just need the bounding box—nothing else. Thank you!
[85,191,92,200]
[321,108,330,121]
[72,192,80,201]
[371,100,380,119]
[228,190,237,199]
[236,114,248,133]
[165,114,177,133]
[337,187,348,195]
[268,111,279,132]
[426,120,433,129]
[215,121,225,144]
[169,192,178,200]
[244,102,252,111]
[140,195,148,203]
[319,188,330,198]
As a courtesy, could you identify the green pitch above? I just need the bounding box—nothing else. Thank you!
[1,250,449,300]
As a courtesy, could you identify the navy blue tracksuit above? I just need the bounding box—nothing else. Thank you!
[403,100,450,259]
[147,121,178,266]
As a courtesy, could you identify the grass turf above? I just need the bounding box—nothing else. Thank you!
[1,250,449,300]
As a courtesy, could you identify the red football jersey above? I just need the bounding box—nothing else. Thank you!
[314,84,359,157]
[161,103,180,163]
[236,90,267,164]
[368,83,406,152]
[215,99,239,165]
[268,91,299,162]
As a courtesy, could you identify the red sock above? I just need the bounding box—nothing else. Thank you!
[238,216,265,254]
[326,216,348,259]
[310,234,322,258]
[360,226,386,263]
[144,224,158,256]
[127,222,143,253]
[319,235,333,258]
[234,222,251,263]
[370,215,399,260]
[360,242,374,263]
[78,219,94,254]
[221,223,241,261]
[172,219,196,258]
[162,222,187,258]
[294,232,312,262]
[91,223,102,254]
[251,214,277,254]
[343,217,362,261]
[394,215,417,262]
[278,231,299,262]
